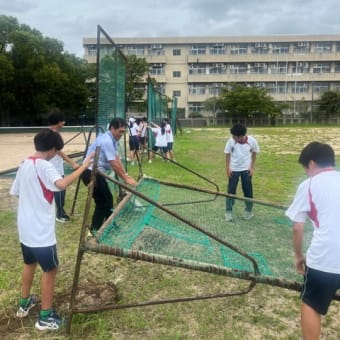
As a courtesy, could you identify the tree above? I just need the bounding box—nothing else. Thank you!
[125,55,149,111]
[216,84,283,123]
[0,15,19,53]
[0,15,95,126]
[0,54,15,125]
[317,90,340,118]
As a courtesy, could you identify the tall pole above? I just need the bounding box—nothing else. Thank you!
[310,81,314,124]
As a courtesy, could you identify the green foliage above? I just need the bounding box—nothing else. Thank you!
[217,83,283,121]
[0,15,95,126]
[125,55,149,111]
[317,90,340,117]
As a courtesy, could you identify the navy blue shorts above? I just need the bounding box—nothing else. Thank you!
[301,266,340,315]
[129,135,140,151]
[21,243,59,272]
[167,142,173,151]
[152,146,168,153]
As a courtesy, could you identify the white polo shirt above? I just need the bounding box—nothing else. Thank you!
[286,170,340,274]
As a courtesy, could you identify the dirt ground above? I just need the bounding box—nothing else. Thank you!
[0,131,89,211]
[0,131,88,173]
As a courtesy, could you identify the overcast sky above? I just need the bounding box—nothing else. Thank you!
[1,0,339,57]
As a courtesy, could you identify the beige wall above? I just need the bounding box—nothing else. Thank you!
[83,34,340,117]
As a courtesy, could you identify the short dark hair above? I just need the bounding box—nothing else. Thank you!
[34,129,64,152]
[298,141,335,168]
[48,111,65,125]
[109,117,127,130]
[230,123,247,137]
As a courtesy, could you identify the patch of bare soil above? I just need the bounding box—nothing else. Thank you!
[0,131,88,173]
[0,281,117,338]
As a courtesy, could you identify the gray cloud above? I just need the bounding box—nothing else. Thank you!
[1,0,339,56]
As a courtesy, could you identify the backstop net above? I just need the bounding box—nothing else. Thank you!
[87,159,312,292]
[147,77,169,149]
[96,25,126,131]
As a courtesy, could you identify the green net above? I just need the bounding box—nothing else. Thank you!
[147,79,169,148]
[95,26,127,173]
[92,176,312,289]
[97,26,126,131]
[147,83,168,123]
[170,96,177,135]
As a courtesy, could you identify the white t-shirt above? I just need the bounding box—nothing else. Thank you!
[165,124,174,143]
[224,135,260,171]
[129,122,139,136]
[10,158,62,247]
[285,170,340,274]
[152,127,167,147]
[140,122,147,138]
[49,153,64,175]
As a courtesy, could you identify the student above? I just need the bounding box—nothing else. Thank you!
[48,111,80,222]
[286,141,340,340]
[224,123,259,222]
[139,117,148,154]
[127,117,140,165]
[81,117,137,233]
[149,121,169,162]
[10,128,94,331]
[164,118,176,161]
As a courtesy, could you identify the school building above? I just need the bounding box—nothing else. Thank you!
[83,34,340,120]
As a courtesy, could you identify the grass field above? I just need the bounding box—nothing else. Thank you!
[1,126,340,339]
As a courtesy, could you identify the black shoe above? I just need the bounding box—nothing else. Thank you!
[61,214,70,221]
[56,214,70,223]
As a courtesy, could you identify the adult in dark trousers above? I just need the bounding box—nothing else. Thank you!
[81,117,137,233]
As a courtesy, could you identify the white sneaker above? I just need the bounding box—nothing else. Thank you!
[242,211,254,220]
[148,159,152,164]
[225,212,234,222]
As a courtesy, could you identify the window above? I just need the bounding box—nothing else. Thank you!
[333,83,340,91]
[173,49,181,56]
[293,42,310,53]
[190,45,206,55]
[292,62,309,74]
[87,45,97,56]
[272,43,289,54]
[209,84,222,95]
[208,63,226,74]
[314,42,332,53]
[189,64,206,75]
[312,63,331,73]
[252,43,269,54]
[251,63,268,74]
[292,82,308,94]
[173,71,181,78]
[148,47,164,56]
[335,62,340,73]
[229,64,247,74]
[188,102,204,113]
[252,82,266,88]
[210,44,226,55]
[127,46,144,55]
[313,82,329,93]
[270,62,288,74]
[188,84,206,95]
[268,82,287,94]
[149,63,165,75]
[173,90,181,97]
[229,44,248,55]
[336,42,340,52]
